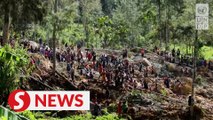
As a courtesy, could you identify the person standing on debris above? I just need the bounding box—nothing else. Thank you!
[117,101,122,116]
[49,49,53,60]
[208,60,213,70]
[130,65,135,77]
[45,48,49,59]
[141,48,145,57]
[70,67,75,81]
[204,59,207,67]
[154,46,157,52]
[180,55,184,65]
[188,95,194,106]
[172,48,175,57]
[77,49,83,62]
[92,50,96,61]
[143,79,149,90]
[105,87,110,99]
[87,51,92,61]
[164,76,170,88]
[157,47,160,55]
[122,101,128,114]
[106,70,112,82]
[67,62,72,78]
[39,38,42,46]
[122,49,128,59]
[151,66,155,74]
[101,69,107,82]
[144,67,148,77]
[177,49,180,57]
[139,62,143,72]
[98,63,103,74]
[93,101,101,116]
[36,57,41,67]
[102,55,107,68]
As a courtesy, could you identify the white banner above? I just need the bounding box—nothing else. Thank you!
[8,90,90,112]
[196,16,208,30]
[196,4,209,30]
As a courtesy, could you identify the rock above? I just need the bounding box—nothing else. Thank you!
[29,41,39,49]
[166,63,176,72]
[195,96,204,103]
[179,77,193,86]
[142,58,152,66]
[152,63,162,74]
[171,84,191,95]
[205,72,213,78]
[196,89,209,98]
[133,56,143,62]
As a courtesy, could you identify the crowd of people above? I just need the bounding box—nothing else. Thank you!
[2,38,212,117]
[153,46,213,70]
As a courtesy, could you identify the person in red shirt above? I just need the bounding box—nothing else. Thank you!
[87,52,92,61]
[117,101,122,116]
[92,61,96,69]
[98,63,103,74]
[141,48,145,57]
[101,69,107,82]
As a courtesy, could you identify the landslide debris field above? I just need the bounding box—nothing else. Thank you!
[21,48,213,120]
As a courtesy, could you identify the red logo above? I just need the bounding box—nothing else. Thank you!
[8,89,30,112]
[8,90,90,112]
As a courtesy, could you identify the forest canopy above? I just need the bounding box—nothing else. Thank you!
[0,0,212,59]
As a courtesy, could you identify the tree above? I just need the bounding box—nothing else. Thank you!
[0,0,45,45]
[52,0,58,77]
[79,0,102,47]
[100,0,116,16]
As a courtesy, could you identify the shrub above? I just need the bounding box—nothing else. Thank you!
[107,103,117,113]
[160,89,167,96]
[96,113,120,120]
[19,110,36,120]
[0,44,30,103]
[0,116,7,120]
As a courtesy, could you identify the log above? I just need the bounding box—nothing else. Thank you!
[29,76,55,90]
[54,69,78,90]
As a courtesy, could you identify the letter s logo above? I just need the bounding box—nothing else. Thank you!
[8,89,30,112]
[14,92,25,110]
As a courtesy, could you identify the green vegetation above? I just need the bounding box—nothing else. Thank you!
[0,116,7,120]
[0,44,30,97]
[0,0,212,56]
[199,46,213,60]
[19,110,36,120]
[0,105,28,120]
[18,110,123,120]
[169,44,213,60]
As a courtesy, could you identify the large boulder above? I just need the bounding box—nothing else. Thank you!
[166,63,176,72]
[171,83,191,95]
[171,77,192,95]
[179,77,193,86]
[29,41,39,50]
